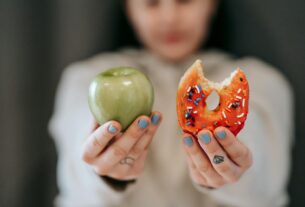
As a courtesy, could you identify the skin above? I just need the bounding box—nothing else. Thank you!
[126,0,217,63]
[182,127,252,188]
[82,0,253,188]
[82,112,162,180]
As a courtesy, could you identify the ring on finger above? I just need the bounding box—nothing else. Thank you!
[119,156,135,166]
[213,155,225,164]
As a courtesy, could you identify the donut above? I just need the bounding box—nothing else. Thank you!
[176,60,249,136]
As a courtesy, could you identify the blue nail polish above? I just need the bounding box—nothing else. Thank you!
[151,114,160,125]
[184,137,193,147]
[199,133,211,144]
[138,119,148,129]
[216,131,226,139]
[108,124,117,134]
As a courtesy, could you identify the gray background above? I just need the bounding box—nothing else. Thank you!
[1,0,304,206]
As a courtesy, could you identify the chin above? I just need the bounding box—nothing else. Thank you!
[159,47,195,63]
[146,40,200,63]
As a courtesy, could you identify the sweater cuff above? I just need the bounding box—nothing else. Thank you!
[192,180,216,194]
[100,175,137,192]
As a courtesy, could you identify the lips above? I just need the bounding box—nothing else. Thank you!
[161,33,184,44]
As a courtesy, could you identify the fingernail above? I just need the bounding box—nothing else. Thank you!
[151,114,160,125]
[138,119,148,129]
[183,136,193,147]
[199,133,211,144]
[216,131,226,139]
[108,124,117,134]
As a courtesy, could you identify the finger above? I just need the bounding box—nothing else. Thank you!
[90,119,100,132]
[109,150,149,180]
[82,121,121,163]
[94,115,151,173]
[127,150,148,180]
[185,153,207,186]
[128,111,162,159]
[197,130,242,183]
[181,133,224,187]
[214,127,252,169]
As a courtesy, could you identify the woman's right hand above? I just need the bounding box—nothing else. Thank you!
[82,111,162,181]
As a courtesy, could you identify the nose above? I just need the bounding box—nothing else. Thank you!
[160,2,179,26]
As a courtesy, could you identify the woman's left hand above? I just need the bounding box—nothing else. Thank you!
[182,126,253,189]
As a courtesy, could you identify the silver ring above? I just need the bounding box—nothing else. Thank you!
[119,156,135,166]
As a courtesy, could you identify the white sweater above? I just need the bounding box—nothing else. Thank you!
[48,48,294,207]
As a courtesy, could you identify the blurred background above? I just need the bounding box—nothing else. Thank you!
[0,0,304,206]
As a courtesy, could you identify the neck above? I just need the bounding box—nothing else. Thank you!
[146,49,199,67]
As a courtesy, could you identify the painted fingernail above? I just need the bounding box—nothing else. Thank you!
[183,137,193,147]
[151,114,160,125]
[216,131,226,139]
[199,133,211,144]
[108,124,117,134]
[138,119,149,129]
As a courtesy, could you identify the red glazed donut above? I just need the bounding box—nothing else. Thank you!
[176,60,249,136]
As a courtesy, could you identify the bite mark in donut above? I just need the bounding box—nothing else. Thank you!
[176,60,249,136]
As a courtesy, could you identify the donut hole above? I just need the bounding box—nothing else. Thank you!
[206,90,220,111]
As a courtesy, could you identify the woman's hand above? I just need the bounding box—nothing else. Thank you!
[82,111,162,181]
[182,127,253,188]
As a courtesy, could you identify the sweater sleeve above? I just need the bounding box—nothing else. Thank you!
[48,61,137,207]
[193,58,294,207]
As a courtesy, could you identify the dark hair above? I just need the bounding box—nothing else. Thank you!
[113,0,141,49]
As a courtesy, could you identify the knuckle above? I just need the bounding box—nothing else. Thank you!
[94,165,109,175]
[129,132,141,140]
[223,140,235,148]
[131,146,143,156]
[125,126,142,140]
[217,163,230,173]
[208,146,219,155]
[190,145,200,154]
[92,134,103,147]
[231,149,244,160]
[145,129,154,138]
[112,145,128,158]
[143,141,152,151]
[198,163,210,173]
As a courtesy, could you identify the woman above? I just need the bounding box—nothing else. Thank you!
[48,0,294,206]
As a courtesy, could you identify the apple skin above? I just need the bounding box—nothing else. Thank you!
[88,67,154,131]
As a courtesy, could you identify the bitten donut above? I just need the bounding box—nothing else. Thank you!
[176,60,249,136]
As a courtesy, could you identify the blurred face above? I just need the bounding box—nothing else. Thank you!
[126,0,216,63]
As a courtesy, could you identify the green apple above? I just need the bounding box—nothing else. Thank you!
[88,67,154,131]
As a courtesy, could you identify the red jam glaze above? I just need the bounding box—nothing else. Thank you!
[176,60,249,136]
